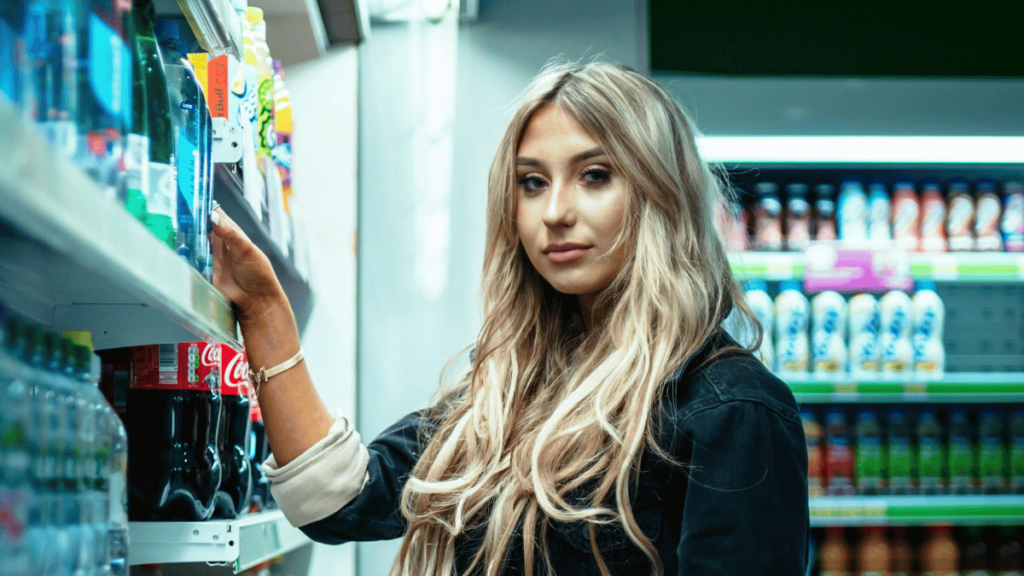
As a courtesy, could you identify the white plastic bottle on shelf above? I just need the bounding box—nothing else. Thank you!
[810,291,847,376]
[848,293,881,377]
[879,290,913,378]
[867,181,891,247]
[775,280,809,377]
[743,280,775,370]
[838,178,868,248]
[911,281,945,377]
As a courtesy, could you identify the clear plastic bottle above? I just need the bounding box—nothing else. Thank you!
[155,20,209,274]
[825,407,855,496]
[132,0,177,248]
[916,405,945,495]
[886,406,914,496]
[838,178,869,248]
[867,181,892,246]
[0,2,28,106]
[854,406,885,495]
[979,406,1008,495]
[948,405,977,495]
[0,309,34,576]
[1010,408,1024,495]
[24,0,78,154]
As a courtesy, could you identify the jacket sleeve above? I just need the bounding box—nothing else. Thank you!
[297,409,428,544]
[675,400,809,575]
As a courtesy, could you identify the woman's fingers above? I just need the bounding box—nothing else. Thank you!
[210,207,254,255]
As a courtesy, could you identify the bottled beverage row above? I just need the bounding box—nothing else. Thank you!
[801,404,1024,498]
[813,525,1023,576]
[0,0,303,279]
[717,178,1024,254]
[96,340,275,522]
[0,304,128,576]
[726,280,945,378]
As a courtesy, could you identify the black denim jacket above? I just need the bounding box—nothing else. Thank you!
[301,332,810,575]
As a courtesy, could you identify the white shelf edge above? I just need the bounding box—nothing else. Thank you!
[0,99,238,349]
[699,135,1024,164]
[127,509,311,569]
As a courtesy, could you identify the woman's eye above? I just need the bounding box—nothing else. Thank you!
[518,176,547,193]
[582,168,611,185]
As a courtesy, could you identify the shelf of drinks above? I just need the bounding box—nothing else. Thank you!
[214,164,314,333]
[729,252,1024,282]
[808,495,1024,527]
[0,99,239,350]
[153,0,243,60]
[128,509,311,571]
[697,136,1024,165]
[786,373,1024,403]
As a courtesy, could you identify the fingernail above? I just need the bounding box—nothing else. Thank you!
[210,211,221,227]
[212,200,221,212]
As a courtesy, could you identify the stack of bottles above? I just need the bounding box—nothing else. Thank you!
[814,525,1024,576]
[0,0,304,281]
[0,302,129,576]
[801,404,1024,498]
[720,178,1024,253]
[97,340,274,521]
[727,280,945,379]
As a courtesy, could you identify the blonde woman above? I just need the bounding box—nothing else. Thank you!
[210,62,809,575]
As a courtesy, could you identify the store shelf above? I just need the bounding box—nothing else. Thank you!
[786,373,1024,403]
[730,252,1024,283]
[214,164,314,334]
[128,509,311,572]
[154,0,243,60]
[809,495,1024,526]
[698,136,1024,165]
[0,100,238,350]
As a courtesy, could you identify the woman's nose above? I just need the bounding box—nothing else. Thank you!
[542,180,576,228]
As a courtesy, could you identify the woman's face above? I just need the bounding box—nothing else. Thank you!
[515,104,628,309]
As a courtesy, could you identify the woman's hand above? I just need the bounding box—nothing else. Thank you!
[210,207,288,323]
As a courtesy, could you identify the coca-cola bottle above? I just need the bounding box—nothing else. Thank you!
[125,342,222,520]
[212,345,252,518]
[248,377,273,511]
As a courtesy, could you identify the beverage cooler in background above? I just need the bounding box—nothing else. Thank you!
[715,159,1024,576]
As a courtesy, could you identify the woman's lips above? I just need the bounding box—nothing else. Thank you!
[546,247,589,263]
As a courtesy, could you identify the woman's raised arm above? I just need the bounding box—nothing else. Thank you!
[210,207,333,466]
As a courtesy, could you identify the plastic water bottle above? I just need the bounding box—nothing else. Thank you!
[811,291,847,375]
[854,406,884,495]
[0,309,34,576]
[156,20,207,274]
[848,294,881,377]
[916,405,945,495]
[979,407,1008,495]
[912,281,945,377]
[775,280,809,376]
[74,0,133,197]
[24,0,78,154]
[132,0,177,248]
[948,405,977,495]
[0,3,27,105]
[887,405,914,495]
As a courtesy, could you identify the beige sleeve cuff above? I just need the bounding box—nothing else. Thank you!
[262,408,370,527]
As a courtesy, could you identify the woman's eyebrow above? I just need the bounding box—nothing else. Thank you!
[515,147,607,167]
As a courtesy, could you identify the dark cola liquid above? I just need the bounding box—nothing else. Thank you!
[249,419,273,511]
[212,393,252,518]
[126,388,222,521]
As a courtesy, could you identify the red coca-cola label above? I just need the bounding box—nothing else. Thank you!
[221,345,251,397]
[250,390,263,423]
[131,343,221,391]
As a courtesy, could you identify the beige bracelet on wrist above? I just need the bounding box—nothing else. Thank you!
[249,348,304,396]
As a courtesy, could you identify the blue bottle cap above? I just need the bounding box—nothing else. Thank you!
[155,19,180,41]
[915,280,937,293]
[857,405,877,418]
[779,280,801,293]
[840,176,863,186]
[744,280,768,293]
[917,405,937,417]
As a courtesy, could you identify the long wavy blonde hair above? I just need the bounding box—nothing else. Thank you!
[393,62,756,576]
